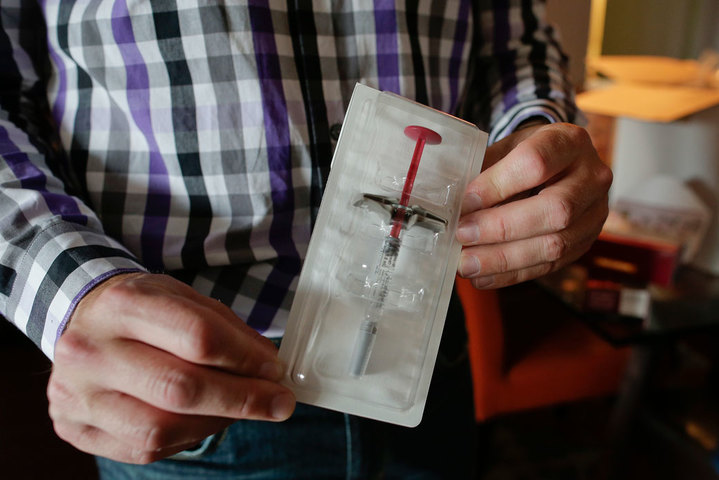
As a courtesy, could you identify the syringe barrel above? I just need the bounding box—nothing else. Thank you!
[348,236,401,377]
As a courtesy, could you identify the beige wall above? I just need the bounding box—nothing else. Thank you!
[544,0,719,90]
[602,0,719,59]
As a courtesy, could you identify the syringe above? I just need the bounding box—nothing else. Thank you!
[349,126,443,377]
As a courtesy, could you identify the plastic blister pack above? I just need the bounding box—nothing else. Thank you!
[278,84,488,426]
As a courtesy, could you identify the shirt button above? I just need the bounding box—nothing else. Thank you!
[330,123,342,141]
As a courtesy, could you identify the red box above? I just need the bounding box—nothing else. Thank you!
[579,231,680,287]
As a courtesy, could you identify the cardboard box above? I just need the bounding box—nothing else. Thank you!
[577,55,719,274]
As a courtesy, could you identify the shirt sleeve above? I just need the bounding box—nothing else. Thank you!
[0,3,146,360]
[463,0,581,144]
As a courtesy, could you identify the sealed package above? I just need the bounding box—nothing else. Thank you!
[279,84,488,426]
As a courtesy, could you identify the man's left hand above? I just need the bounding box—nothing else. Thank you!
[456,122,612,289]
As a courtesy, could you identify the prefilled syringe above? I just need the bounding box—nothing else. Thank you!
[349,126,442,377]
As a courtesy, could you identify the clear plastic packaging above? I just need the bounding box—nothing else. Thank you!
[278,84,488,426]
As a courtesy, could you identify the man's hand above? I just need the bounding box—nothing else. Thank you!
[48,272,295,464]
[457,123,612,288]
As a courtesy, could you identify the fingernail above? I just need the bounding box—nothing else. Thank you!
[258,361,284,381]
[271,392,296,420]
[473,275,495,288]
[462,192,483,214]
[459,254,481,277]
[456,221,480,244]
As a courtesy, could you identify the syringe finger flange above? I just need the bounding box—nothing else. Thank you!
[354,193,447,233]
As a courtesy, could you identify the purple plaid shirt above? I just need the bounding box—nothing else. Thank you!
[0,0,576,359]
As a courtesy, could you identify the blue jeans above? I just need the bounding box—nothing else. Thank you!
[96,294,476,479]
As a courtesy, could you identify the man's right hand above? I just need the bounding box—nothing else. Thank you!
[47,272,295,464]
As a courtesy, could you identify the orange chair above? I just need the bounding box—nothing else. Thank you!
[456,276,631,422]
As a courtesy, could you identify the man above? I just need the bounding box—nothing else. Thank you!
[0,1,610,478]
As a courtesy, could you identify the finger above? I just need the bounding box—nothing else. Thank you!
[144,274,280,355]
[188,293,279,354]
[91,276,283,380]
[50,380,232,453]
[90,391,232,451]
[478,121,544,172]
[57,333,296,421]
[457,180,602,246]
[462,124,590,213]
[459,235,561,279]
[52,420,197,464]
[467,262,555,290]
[458,200,606,279]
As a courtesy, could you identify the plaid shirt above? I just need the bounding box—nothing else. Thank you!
[0,0,576,359]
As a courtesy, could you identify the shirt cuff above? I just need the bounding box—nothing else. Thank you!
[9,220,147,360]
[489,99,570,145]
